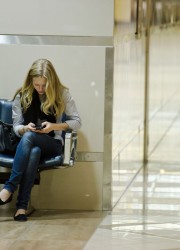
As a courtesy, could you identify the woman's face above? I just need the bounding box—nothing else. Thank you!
[32,76,47,95]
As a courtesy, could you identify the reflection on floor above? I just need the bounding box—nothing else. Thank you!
[84,163,180,250]
[84,119,180,249]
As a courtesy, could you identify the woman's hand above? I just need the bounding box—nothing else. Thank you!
[19,123,36,135]
[29,121,69,134]
[28,123,36,131]
[33,121,53,134]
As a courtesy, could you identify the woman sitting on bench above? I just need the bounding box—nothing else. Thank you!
[0,58,81,221]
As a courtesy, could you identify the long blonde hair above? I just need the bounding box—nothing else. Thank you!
[15,59,67,118]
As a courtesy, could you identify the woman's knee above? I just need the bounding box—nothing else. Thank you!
[31,146,41,158]
[21,131,37,146]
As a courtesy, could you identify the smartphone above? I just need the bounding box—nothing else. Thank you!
[35,125,45,130]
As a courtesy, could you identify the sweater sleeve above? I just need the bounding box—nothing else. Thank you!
[62,89,82,131]
[12,94,24,137]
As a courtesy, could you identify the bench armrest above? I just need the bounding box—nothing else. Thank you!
[63,131,77,166]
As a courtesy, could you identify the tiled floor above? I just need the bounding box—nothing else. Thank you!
[84,164,180,249]
[84,112,180,249]
[0,209,107,250]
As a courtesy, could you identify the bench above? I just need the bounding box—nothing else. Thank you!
[0,99,78,186]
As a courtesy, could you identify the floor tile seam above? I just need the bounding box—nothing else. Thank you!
[124,231,180,241]
[96,227,180,241]
[99,221,180,227]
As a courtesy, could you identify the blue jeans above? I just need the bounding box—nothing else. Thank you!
[4,131,62,210]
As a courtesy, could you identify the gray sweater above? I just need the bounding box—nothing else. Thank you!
[12,89,81,141]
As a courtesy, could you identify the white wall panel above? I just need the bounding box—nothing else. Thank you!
[0,45,105,153]
[0,0,114,36]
